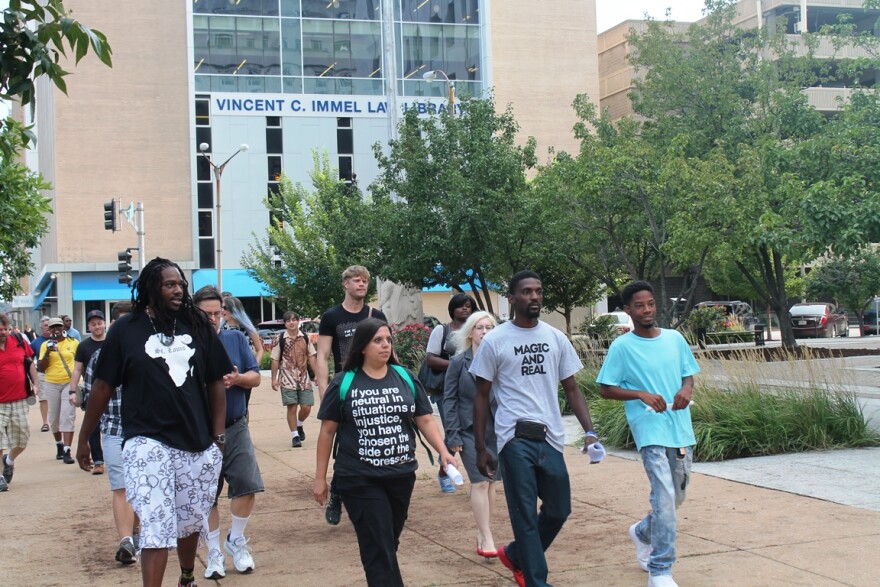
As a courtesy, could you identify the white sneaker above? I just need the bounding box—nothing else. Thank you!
[648,574,679,587]
[224,535,255,573]
[204,547,226,579]
[629,522,651,572]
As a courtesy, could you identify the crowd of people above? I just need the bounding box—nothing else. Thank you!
[0,260,698,587]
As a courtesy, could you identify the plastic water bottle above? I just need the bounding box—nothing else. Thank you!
[445,463,465,485]
[585,442,606,464]
[646,400,694,413]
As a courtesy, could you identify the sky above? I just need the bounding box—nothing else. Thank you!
[597,0,708,33]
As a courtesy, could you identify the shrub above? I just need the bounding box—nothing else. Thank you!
[259,352,272,371]
[588,386,879,461]
[393,322,431,370]
[685,305,726,331]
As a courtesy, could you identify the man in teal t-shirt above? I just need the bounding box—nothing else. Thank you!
[597,281,699,587]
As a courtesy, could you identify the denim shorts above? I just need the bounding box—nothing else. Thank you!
[102,433,125,491]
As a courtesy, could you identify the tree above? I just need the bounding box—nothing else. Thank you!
[242,152,377,317]
[625,0,843,346]
[1,0,112,158]
[537,98,708,327]
[0,0,111,298]
[0,125,51,300]
[369,95,537,314]
[805,249,880,335]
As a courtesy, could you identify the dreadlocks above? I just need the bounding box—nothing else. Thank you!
[131,257,214,344]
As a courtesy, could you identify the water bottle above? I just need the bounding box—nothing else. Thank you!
[444,463,465,485]
[585,442,606,464]
[646,400,694,413]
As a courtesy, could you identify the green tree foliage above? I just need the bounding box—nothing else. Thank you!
[805,248,880,335]
[0,0,112,158]
[242,152,377,317]
[538,98,707,327]
[626,0,835,346]
[0,126,51,300]
[0,0,111,298]
[369,95,537,314]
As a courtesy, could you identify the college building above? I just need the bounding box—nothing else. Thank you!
[10,0,599,331]
[599,0,880,121]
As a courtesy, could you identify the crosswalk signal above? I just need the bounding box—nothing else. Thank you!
[117,250,133,285]
[104,201,118,232]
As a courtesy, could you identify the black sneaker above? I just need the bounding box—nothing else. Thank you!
[62,449,75,465]
[291,435,302,448]
[56,443,64,460]
[297,426,306,442]
[115,537,137,565]
[2,458,13,483]
[325,492,342,526]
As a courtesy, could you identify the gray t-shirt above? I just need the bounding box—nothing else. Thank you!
[469,320,583,454]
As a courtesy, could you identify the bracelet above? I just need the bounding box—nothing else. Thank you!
[585,430,597,438]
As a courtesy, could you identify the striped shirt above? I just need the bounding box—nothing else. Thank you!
[84,348,123,437]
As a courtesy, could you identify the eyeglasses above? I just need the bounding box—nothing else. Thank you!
[204,311,223,319]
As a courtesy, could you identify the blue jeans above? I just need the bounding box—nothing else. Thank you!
[634,445,692,576]
[498,437,571,587]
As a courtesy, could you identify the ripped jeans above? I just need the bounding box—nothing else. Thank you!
[633,445,692,576]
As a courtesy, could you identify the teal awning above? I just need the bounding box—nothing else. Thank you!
[72,272,137,301]
[192,269,271,298]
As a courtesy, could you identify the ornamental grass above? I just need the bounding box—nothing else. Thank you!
[566,347,880,461]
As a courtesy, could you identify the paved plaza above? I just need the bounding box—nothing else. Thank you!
[3,360,879,586]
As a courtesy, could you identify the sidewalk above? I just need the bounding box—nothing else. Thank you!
[2,379,879,586]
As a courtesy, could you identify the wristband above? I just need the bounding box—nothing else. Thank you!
[585,430,597,439]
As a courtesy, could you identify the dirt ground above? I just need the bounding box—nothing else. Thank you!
[2,378,879,586]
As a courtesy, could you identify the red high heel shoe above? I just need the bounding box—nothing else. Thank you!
[476,541,498,559]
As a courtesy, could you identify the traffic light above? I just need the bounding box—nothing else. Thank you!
[103,200,117,232]
[117,250,133,285]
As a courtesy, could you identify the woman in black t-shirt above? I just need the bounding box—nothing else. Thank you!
[314,318,455,587]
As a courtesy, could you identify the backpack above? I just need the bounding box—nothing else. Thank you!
[334,364,434,465]
[11,333,34,398]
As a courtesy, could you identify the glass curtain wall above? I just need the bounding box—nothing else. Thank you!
[192,0,482,97]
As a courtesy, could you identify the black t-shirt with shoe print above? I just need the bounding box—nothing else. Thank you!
[318,366,432,478]
[94,312,232,453]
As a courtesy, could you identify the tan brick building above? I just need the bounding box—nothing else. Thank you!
[12,0,599,333]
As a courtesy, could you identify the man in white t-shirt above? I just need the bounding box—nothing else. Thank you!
[470,270,598,587]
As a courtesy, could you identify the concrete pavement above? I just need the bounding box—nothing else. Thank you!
[2,376,879,587]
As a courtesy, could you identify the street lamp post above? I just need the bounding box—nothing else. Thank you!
[198,142,248,293]
[422,69,455,116]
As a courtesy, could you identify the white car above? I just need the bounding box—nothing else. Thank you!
[599,311,634,335]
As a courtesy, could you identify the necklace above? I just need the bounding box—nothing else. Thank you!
[146,309,176,347]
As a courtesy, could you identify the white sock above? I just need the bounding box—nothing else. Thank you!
[4,455,12,466]
[291,430,299,438]
[63,445,70,453]
[296,419,304,427]
[207,528,221,552]
[229,514,249,542]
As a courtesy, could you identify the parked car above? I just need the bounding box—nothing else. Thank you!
[863,310,879,335]
[257,318,320,350]
[599,311,634,335]
[790,303,848,338]
[693,301,758,330]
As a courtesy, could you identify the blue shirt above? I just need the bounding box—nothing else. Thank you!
[596,329,699,450]
[218,329,259,425]
[31,336,47,359]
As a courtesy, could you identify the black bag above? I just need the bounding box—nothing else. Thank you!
[417,323,449,395]
[11,333,35,400]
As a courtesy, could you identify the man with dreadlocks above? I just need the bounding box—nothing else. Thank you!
[76,258,232,587]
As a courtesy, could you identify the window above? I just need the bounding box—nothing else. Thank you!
[198,211,213,237]
[266,127,283,154]
[199,239,215,269]
[198,183,214,209]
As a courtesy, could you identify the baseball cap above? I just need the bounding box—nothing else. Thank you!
[48,317,63,327]
[87,310,105,322]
